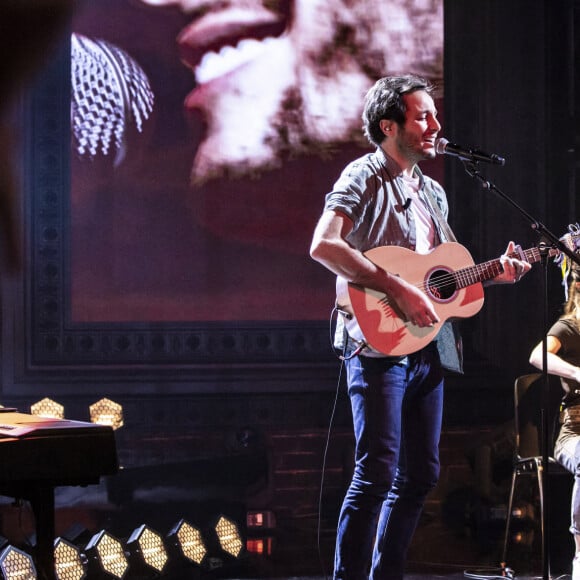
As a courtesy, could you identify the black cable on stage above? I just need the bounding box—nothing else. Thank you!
[316,306,347,580]
[463,566,515,580]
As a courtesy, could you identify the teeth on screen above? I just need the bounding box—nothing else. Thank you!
[195,37,275,84]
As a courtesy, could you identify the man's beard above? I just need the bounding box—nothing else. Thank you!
[395,130,433,164]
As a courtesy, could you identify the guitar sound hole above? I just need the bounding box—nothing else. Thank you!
[426,269,456,302]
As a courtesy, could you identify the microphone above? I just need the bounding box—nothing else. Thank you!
[71,33,155,166]
[435,137,505,166]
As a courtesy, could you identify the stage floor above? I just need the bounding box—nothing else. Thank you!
[0,480,572,580]
[236,575,571,580]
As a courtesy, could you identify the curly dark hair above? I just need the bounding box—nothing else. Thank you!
[362,75,435,146]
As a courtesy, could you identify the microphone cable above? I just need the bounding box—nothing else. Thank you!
[316,305,347,580]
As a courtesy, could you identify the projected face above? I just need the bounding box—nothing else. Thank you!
[136,0,443,185]
[69,0,444,325]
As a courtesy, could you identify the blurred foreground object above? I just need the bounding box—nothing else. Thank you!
[0,0,76,272]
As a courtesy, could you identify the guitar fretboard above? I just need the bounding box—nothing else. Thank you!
[454,246,560,289]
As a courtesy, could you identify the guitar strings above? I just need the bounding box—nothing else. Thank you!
[378,247,549,306]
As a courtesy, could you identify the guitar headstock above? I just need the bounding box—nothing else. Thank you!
[560,222,580,255]
[554,223,580,280]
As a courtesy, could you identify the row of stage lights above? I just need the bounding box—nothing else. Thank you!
[17,400,277,578]
[29,397,124,430]
[0,515,251,580]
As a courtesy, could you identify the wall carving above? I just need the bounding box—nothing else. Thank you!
[7,43,335,395]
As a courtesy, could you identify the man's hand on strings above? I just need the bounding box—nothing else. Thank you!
[493,241,532,284]
[388,276,440,328]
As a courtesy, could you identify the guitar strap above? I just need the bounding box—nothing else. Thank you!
[420,183,464,374]
[419,185,457,244]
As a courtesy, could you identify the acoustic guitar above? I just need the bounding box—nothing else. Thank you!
[336,241,564,357]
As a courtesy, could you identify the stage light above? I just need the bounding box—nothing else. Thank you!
[167,520,207,566]
[246,511,275,558]
[85,530,129,579]
[246,538,273,556]
[511,529,534,548]
[30,397,64,419]
[214,516,243,558]
[126,525,168,576]
[54,537,86,580]
[511,501,535,520]
[246,510,276,530]
[89,398,123,430]
[0,545,37,580]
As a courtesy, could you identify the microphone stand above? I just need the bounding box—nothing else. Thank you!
[460,159,580,580]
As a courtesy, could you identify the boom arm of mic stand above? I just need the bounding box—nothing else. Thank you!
[461,160,580,268]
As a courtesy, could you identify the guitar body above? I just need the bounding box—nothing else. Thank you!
[337,243,485,356]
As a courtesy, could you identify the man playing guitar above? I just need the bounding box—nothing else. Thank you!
[309,74,531,580]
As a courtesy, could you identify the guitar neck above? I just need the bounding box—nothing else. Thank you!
[455,246,560,289]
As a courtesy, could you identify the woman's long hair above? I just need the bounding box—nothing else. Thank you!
[563,269,580,327]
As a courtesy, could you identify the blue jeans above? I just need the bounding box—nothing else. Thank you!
[554,419,580,535]
[334,345,444,580]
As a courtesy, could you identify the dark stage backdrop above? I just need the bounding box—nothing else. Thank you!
[0,0,576,398]
[443,0,577,378]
